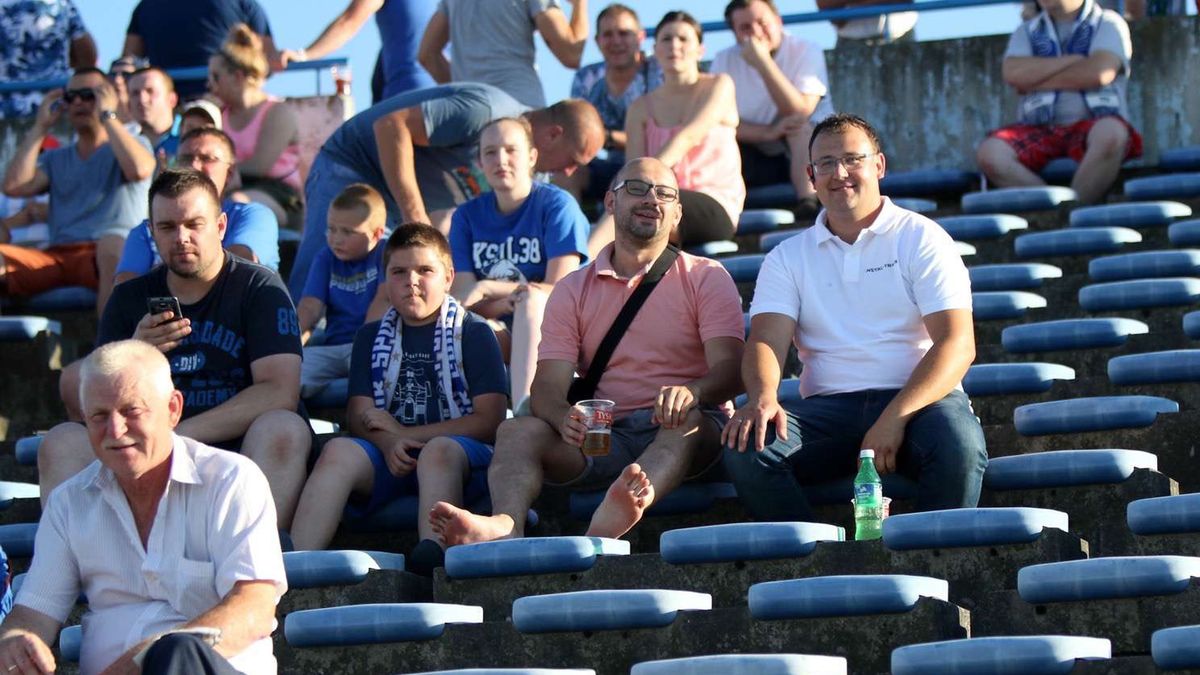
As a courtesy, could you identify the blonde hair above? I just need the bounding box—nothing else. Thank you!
[330,183,387,231]
[79,340,174,408]
[218,23,269,80]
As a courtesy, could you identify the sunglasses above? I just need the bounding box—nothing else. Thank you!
[62,89,97,104]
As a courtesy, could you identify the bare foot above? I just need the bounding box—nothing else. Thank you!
[429,501,519,546]
[585,463,654,539]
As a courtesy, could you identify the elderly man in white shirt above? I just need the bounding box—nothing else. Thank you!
[0,339,286,675]
[723,113,987,522]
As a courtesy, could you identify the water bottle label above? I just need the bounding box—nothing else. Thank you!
[855,483,882,505]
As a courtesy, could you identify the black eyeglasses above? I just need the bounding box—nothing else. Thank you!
[612,179,680,202]
[62,89,97,104]
[810,152,878,176]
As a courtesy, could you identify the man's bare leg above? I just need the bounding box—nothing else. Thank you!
[59,360,84,421]
[95,234,126,317]
[431,416,586,545]
[586,408,721,539]
[290,437,375,550]
[37,422,94,505]
[1071,117,1129,205]
[241,409,313,530]
[785,123,817,201]
[976,137,1046,188]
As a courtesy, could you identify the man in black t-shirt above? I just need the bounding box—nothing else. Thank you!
[37,169,311,529]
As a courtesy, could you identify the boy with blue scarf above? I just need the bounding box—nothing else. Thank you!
[289,224,508,575]
[976,0,1140,205]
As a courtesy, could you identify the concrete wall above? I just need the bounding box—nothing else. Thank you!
[823,15,1200,171]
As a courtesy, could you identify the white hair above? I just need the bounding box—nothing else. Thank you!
[79,340,175,407]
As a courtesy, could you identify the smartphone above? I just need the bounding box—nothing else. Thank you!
[147,296,183,320]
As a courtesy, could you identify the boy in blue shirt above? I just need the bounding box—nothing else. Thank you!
[298,183,389,398]
[290,224,507,575]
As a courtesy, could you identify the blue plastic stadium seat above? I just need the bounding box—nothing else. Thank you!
[1124,174,1200,201]
[962,363,1075,396]
[569,483,736,521]
[14,435,41,466]
[1018,556,1200,603]
[305,377,348,410]
[1014,395,1178,436]
[1001,318,1148,353]
[938,214,1028,240]
[1089,250,1200,282]
[1161,145,1200,172]
[60,625,81,663]
[892,198,937,213]
[1128,493,1200,535]
[1079,277,1200,312]
[1069,201,1192,229]
[955,241,977,257]
[969,263,1062,291]
[962,186,1076,214]
[659,522,844,565]
[512,589,710,634]
[23,286,97,311]
[633,654,848,675]
[1040,157,1080,183]
[882,508,1069,551]
[720,254,765,283]
[1186,311,1200,339]
[283,550,406,589]
[445,537,629,579]
[1109,349,1200,385]
[881,168,976,197]
[892,636,1111,675]
[749,575,948,620]
[284,603,483,647]
[745,183,797,209]
[0,316,61,342]
[0,482,39,510]
[1153,625,1200,669]
[278,228,302,243]
[760,229,801,253]
[1169,219,1200,246]
[984,449,1158,491]
[1015,227,1141,258]
[739,209,794,235]
[972,291,1047,320]
[0,523,37,557]
[687,240,739,257]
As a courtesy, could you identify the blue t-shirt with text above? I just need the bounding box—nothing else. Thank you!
[301,244,385,346]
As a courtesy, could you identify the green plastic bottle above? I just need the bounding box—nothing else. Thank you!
[854,449,884,541]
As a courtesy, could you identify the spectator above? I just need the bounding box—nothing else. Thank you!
[562,3,663,205]
[431,157,745,545]
[123,0,279,97]
[180,98,224,136]
[816,0,917,47]
[1,68,155,314]
[0,340,286,675]
[107,55,144,124]
[38,169,311,530]
[297,183,389,399]
[0,0,96,120]
[210,23,304,229]
[128,66,181,160]
[591,11,743,255]
[114,127,280,286]
[712,0,834,211]
[290,224,507,576]
[280,0,437,99]
[449,117,590,406]
[723,113,987,521]
[418,0,590,108]
[976,0,1139,205]
[288,82,603,297]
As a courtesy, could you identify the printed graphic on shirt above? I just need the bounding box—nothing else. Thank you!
[387,347,450,424]
[473,236,541,281]
[331,266,379,294]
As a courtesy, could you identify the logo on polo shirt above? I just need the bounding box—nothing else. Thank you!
[865,259,899,273]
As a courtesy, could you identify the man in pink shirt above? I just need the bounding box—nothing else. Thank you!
[432,157,745,544]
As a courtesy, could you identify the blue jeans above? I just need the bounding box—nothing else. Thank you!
[723,389,987,522]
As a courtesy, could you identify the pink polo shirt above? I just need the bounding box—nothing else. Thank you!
[539,244,746,416]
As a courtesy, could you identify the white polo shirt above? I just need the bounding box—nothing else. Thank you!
[711,32,835,126]
[750,197,972,398]
[16,435,287,675]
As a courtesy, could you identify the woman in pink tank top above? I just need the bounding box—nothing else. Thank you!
[589,10,743,253]
[209,23,303,228]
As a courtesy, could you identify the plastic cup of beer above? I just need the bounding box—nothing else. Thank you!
[576,399,615,457]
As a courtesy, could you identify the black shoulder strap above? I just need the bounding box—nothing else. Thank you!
[568,245,681,404]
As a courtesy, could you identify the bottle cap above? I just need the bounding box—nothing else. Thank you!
[859,449,875,459]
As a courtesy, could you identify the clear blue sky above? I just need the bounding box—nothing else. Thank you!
[75,0,1027,109]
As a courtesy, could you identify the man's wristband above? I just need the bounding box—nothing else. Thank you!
[100,110,119,124]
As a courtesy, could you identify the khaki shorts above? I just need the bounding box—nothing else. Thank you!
[0,243,98,297]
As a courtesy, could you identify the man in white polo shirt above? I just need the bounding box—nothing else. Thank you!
[723,113,986,520]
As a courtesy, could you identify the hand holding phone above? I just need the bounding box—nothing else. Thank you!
[136,296,191,353]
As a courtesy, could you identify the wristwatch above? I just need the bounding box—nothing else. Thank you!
[100,110,118,123]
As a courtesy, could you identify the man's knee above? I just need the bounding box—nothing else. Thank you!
[142,632,225,671]
[246,410,311,463]
[976,137,1016,174]
[906,395,987,469]
[495,416,555,456]
[313,437,367,474]
[417,437,469,475]
[1085,118,1129,159]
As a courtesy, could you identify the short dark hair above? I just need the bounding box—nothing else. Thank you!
[179,127,236,160]
[148,168,221,218]
[724,0,778,28]
[655,11,703,43]
[597,3,639,27]
[70,67,107,81]
[808,112,884,158]
[130,66,176,94]
[383,223,453,273]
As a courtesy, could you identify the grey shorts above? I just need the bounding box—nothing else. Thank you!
[550,407,728,491]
